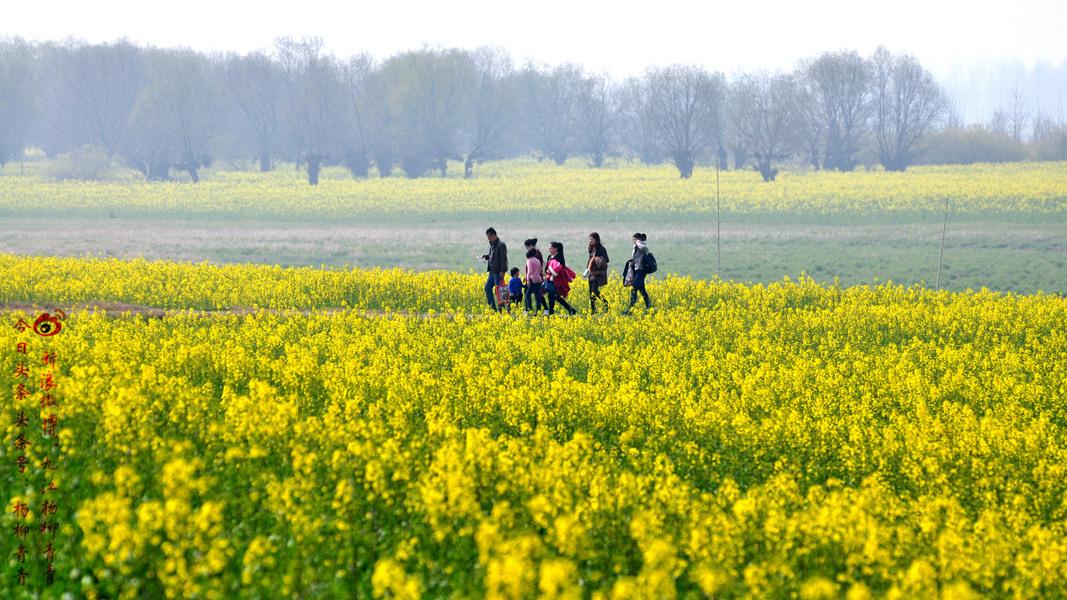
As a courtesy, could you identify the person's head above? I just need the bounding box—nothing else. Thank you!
[526,248,538,259]
[510,267,520,277]
[524,238,538,249]
[486,227,498,242]
[632,232,647,243]
[548,241,565,265]
[588,232,602,251]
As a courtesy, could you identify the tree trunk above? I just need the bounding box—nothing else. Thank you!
[757,159,778,182]
[672,151,694,179]
[550,151,567,165]
[306,154,321,185]
[591,151,604,168]
[732,145,747,170]
[258,152,271,172]
[438,157,447,178]
[375,150,393,177]
[186,163,200,183]
[345,152,370,179]
[148,158,169,181]
[464,155,474,178]
[881,154,908,172]
[807,144,821,170]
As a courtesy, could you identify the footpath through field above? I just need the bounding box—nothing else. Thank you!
[0,301,610,319]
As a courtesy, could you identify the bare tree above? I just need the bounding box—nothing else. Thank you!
[618,75,662,164]
[382,48,472,178]
[521,63,583,165]
[42,40,146,157]
[120,56,172,181]
[944,99,965,131]
[338,53,377,178]
[871,47,947,171]
[365,69,395,177]
[793,80,824,169]
[647,64,725,178]
[801,50,872,171]
[1032,110,1057,143]
[730,72,801,181]
[125,50,222,182]
[990,108,1010,137]
[576,73,617,167]
[0,38,35,167]
[225,51,283,172]
[277,37,345,185]
[1008,85,1029,142]
[460,47,514,178]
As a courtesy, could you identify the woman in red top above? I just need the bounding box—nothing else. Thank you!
[544,241,578,316]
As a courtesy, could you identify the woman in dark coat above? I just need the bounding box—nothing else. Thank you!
[585,232,609,314]
[623,232,651,314]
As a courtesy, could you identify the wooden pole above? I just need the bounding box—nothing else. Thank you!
[716,159,721,279]
[936,197,949,291]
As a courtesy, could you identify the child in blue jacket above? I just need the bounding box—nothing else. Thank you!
[507,267,524,312]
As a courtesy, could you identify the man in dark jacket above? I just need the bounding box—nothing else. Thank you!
[481,227,508,311]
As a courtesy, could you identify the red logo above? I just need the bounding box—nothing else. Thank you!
[33,310,66,337]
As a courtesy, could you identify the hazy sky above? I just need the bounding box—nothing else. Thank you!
[5,0,1065,77]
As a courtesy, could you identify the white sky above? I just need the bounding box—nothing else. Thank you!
[4,0,1065,76]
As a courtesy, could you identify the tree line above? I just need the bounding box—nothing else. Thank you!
[1,37,1065,184]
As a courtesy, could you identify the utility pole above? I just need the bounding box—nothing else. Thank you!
[716,159,721,279]
[936,197,950,291]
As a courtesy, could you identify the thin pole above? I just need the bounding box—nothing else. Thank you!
[716,159,721,279]
[936,197,949,291]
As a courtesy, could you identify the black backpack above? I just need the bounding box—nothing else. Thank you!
[642,252,657,274]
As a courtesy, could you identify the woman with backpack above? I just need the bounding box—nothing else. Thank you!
[623,232,652,314]
[544,241,578,316]
[584,232,609,314]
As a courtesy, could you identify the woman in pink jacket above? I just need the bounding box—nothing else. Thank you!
[525,247,547,313]
[544,241,578,316]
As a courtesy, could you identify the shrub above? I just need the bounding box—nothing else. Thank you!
[42,145,117,181]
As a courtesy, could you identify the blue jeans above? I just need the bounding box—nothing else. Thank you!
[629,271,650,308]
[484,273,502,311]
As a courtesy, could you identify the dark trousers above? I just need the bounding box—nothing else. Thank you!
[629,271,650,308]
[546,281,576,315]
[484,273,502,311]
[589,280,606,313]
[525,281,547,311]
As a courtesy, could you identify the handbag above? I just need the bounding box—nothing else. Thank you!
[494,284,510,306]
[590,256,609,286]
[622,260,635,287]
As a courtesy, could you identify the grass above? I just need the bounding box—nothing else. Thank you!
[1,159,1064,294]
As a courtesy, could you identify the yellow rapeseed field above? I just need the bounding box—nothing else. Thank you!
[2,253,1066,598]
[1,160,1065,219]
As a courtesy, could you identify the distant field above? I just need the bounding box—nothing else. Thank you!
[1,159,1064,293]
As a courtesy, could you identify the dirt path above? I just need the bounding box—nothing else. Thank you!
[0,301,553,320]
[0,300,362,318]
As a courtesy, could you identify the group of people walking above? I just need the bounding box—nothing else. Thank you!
[480,227,654,316]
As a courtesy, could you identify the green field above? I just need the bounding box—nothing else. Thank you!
[2,159,1064,294]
